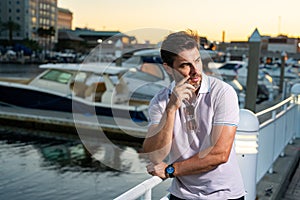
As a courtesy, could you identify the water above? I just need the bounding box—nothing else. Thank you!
[0,127,171,200]
[0,63,44,78]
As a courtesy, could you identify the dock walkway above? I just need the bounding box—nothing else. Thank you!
[283,159,300,200]
[256,138,300,200]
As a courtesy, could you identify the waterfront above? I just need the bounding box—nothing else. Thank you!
[0,63,44,78]
[0,126,171,199]
[0,60,299,199]
[0,63,171,199]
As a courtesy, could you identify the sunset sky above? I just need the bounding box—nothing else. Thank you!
[58,0,300,43]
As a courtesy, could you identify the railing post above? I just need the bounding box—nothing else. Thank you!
[280,103,288,157]
[235,109,259,200]
[268,109,277,173]
[291,83,300,138]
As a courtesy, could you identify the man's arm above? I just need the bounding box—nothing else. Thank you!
[143,76,194,164]
[174,125,236,176]
[147,125,236,178]
[142,105,176,164]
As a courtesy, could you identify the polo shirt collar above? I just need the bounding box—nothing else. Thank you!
[198,73,210,94]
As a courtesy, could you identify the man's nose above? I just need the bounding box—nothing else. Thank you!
[189,64,197,73]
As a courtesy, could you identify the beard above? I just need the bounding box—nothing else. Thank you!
[187,74,202,90]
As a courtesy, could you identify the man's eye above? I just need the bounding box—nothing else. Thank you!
[195,58,201,63]
[180,63,190,68]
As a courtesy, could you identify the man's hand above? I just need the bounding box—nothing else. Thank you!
[146,162,168,179]
[169,76,195,109]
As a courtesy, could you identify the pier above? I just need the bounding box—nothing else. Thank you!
[0,103,148,143]
[114,89,300,200]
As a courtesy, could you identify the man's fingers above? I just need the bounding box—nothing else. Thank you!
[146,163,153,172]
[185,83,195,91]
[177,76,190,86]
[182,87,193,100]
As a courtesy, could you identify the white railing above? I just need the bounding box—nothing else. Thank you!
[113,176,165,200]
[255,96,298,182]
[114,93,300,200]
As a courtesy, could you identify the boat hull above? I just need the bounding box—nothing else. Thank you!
[0,84,148,122]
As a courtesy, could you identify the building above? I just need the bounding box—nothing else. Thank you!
[0,0,27,41]
[267,35,299,54]
[218,34,300,61]
[71,28,137,49]
[0,0,58,47]
[57,7,72,30]
[56,29,84,52]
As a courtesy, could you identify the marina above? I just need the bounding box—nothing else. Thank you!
[1,28,300,200]
[1,0,300,199]
[0,63,168,199]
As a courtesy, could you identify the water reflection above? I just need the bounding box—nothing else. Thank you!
[0,129,147,172]
[0,128,159,200]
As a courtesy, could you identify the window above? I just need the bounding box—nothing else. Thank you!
[219,63,243,70]
[123,56,142,65]
[41,70,73,84]
[140,63,164,79]
[74,72,88,82]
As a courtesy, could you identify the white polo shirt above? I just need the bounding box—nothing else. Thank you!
[148,74,246,199]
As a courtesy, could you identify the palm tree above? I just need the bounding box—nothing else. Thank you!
[1,20,21,45]
[37,26,56,57]
[37,27,47,38]
[47,26,55,37]
[47,26,55,51]
[37,27,46,56]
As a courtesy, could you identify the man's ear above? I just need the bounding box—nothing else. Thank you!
[163,63,172,75]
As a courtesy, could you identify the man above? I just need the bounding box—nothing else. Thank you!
[143,30,245,200]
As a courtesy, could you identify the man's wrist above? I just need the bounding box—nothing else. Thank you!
[165,164,175,178]
[166,104,177,114]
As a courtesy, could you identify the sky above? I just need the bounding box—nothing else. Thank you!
[58,0,300,44]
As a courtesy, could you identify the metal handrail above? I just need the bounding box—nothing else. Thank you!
[114,176,163,200]
[256,96,293,116]
[255,95,298,182]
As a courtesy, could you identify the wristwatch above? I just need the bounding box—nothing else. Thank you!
[165,164,175,178]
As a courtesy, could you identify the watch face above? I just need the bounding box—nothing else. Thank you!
[166,165,175,174]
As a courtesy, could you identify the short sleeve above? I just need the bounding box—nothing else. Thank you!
[148,99,163,126]
[148,89,169,126]
[213,84,239,126]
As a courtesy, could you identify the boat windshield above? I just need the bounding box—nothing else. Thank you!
[41,70,73,84]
